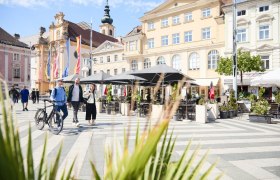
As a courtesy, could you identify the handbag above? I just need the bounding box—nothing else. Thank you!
[83,94,91,104]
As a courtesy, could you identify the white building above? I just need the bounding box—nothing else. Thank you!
[222,0,280,94]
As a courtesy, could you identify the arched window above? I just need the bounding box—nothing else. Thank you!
[156,56,165,65]
[189,52,200,70]
[143,58,151,69]
[109,30,113,36]
[172,55,181,71]
[131,60,138,71]
[208,50,219,69]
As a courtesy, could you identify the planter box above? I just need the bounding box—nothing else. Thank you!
[220,111,228,119]
[208,103,218,120]
[151,104,164,119]
[228,110,234,118]
[249,114,272,124]
[121,103,130,116]
[196,105,207,123]
[95,102,102,114]
[173,114,181,121]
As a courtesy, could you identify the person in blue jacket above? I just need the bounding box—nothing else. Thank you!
[50,79,68,122]
[20,86,29,111]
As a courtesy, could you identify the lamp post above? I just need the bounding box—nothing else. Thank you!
[232,0,238,99]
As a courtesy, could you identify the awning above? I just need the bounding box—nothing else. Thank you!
[194,78,219,86]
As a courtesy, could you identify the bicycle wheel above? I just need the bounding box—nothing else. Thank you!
[48,111,63,135]
[34,109,46,130]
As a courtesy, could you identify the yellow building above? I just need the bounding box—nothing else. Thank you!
[138,0,226,97]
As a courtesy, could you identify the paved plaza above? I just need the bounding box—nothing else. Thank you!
[1,101,280,180]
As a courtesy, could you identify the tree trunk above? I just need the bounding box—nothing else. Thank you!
[240,71,243,92]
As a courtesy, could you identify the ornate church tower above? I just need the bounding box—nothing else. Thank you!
[99,0,115,37]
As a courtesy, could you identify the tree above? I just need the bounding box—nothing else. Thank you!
[216,50,265,90]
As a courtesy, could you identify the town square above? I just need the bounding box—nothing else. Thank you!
[1,0,280,179]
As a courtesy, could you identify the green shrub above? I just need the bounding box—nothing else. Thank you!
[251,87,271,115]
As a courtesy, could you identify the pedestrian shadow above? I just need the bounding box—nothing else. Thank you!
[94,122,123,126]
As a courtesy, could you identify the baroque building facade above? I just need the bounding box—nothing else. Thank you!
[0,27,31,89]
[222,0,280,94]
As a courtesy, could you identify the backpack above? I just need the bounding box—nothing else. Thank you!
[54,87,65,98]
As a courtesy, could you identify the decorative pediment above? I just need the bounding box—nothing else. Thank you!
[256,14,274,23]
[92,40,123,53]
[237,18,250,26]
[238,47,250,52]
[141,0,197,20]
[257,44,274,51]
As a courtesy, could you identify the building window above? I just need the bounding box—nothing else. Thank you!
[100,57,103,63]
[259,25,269,40]
[13,53,19,61]
[172,55,181,71]
[93,58,97,64]
[109,30,113,35]
[107,56,110,62]
[261,55,270,69]
[208,50,219,69]
[172,16,180,25]
[107,69,110,75]
[114,55,118,61]
[161,35,168,46]
[189,52,200,70]
[148,22,155,30]
[13,68,20,78]
[147,38,154,49]
[184,31,192,42]
[129,41,136,51]
[143,58,151,69]
[131,60,138,71]
[237,28,247,42]
[94,71,97,74]
[157,56,165,65]
[161,18,168,27]
[202,8,211,18]
[202,27,211,40]
[259,5,269,12]
[172,33,180,44]
[114,69,118,75]
[237,10,246,16]
[122,68,126,73]
[185,12,192,22]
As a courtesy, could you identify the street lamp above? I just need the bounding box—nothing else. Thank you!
[232,0,238,99]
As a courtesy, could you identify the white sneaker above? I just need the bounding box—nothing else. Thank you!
[76,122,80,127]
[91,121,96,125]
[72,122,76,126]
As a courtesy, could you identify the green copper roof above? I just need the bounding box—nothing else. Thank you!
[101,0,113,24]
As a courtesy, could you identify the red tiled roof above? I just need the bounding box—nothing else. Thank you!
[66,20,118,47]
[0,27,29,48]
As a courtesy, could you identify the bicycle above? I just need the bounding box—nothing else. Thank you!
[34,99,64,135]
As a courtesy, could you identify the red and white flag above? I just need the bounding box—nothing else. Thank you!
[74,35,81,74]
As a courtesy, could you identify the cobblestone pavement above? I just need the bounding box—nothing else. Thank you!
[1,101,280,180]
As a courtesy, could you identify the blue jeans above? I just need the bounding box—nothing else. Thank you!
[55,104,68,120]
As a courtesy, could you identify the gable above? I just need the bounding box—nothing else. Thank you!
[93,40,123,53]
[144,0,197,16]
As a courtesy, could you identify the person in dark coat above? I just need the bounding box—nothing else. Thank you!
[36,89,40,103]
[67,78,83,126]
[31,88,36,104]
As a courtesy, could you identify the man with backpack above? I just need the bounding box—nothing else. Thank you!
[67,77,83,127]
[50,79,68,123]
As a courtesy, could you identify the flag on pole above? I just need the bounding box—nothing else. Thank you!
[74,35,81,74]
[46,50,51,79]
[104,85,108,95]
[209,81,215,100]
[123,85,127,96]
[62,38,70,77]
[53,48,59,79]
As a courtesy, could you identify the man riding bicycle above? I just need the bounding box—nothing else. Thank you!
[50,79,68,125]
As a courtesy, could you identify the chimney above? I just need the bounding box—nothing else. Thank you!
[14,34,20,40]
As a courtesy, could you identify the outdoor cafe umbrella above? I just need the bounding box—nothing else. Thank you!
[80,71,112,84]
[130,64,193,103]
[103,71,147,84]
[60,74,83,83]
[250,68,280,87]
[130,64,193,84]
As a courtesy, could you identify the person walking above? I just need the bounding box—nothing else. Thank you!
[36,89,40,103]
[50,79,68,126]
[67,77,83,126]
[31,88,36,104]
[20,86,29,111]
[84,84,97,125]
[9,86,18,104]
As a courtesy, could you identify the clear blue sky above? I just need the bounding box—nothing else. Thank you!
[0,0,163,38]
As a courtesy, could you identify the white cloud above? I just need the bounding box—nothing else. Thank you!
[0,0,162,12]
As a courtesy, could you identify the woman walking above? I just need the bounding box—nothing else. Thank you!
[84,84,97,125]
